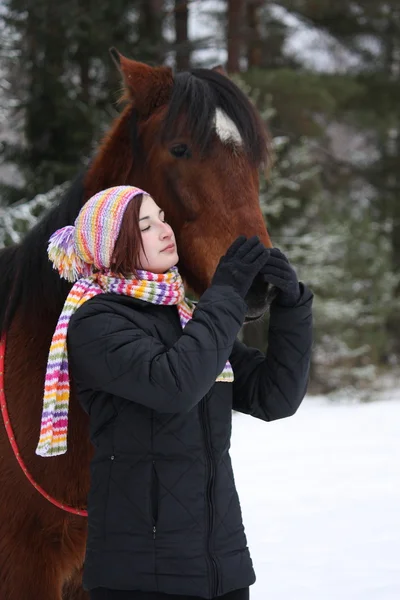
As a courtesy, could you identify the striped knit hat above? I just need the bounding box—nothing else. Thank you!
[48,185,145,282]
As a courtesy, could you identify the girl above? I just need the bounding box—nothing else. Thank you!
[36,185,313,600]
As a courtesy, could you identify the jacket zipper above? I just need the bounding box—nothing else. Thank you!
[200,395,219,598]
[151,460,159,539]
[151,412,158,539]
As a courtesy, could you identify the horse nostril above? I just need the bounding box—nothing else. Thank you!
[244,313,264,324]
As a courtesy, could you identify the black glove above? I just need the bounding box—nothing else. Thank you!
[260,248,301,307]
[212,235,270,299]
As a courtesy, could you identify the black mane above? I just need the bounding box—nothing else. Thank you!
[162,68,268,165]
[0,172,86,334]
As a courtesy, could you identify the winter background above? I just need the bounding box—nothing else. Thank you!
[231,391,400,600]
[1,1,400,598]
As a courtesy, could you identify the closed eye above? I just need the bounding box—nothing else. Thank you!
[140,211,167,232]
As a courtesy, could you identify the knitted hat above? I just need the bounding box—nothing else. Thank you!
[49,185,146,282]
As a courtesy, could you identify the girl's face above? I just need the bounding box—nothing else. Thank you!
[138,194,179,273]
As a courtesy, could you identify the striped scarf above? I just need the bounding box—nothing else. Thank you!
[36,267,234,457]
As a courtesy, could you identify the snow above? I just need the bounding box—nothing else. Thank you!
[187,0,360,73]
[269,4,360,74]
[0,184,66,247]
[188,0,226,67]
[231,392,400,600]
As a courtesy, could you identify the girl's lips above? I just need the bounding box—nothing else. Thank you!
[161,243,175,252]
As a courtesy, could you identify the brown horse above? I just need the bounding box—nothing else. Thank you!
[0,50,273,600]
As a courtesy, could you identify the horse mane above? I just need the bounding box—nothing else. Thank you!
[162,69,269,165]
[0,172,86,335]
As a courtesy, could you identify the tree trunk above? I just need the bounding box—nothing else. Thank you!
[226,0,246,73]
[174,0,190,71]
[138,0,165,64]
[246,0,263,69]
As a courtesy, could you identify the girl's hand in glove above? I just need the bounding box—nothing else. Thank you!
[260,248,301,307]
[211,236,271,300]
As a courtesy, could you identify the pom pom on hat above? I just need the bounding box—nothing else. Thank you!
[48,226,92,282]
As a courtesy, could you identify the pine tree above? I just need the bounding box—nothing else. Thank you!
[135,0,165,65]
[226,0,246,72]
[0,184,67,247]
[277,0,400,356]
[0,1,167,204]
[235,21,398,389]
[174,0,190,70]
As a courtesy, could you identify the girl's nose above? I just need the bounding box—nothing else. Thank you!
[160,222,173,239]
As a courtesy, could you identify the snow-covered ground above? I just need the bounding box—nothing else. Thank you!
[231,392,400,600]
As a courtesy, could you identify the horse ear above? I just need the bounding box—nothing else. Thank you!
[109,47,122,68]
[212,64,228,77]
[109,47,173,116]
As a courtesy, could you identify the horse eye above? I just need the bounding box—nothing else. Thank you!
[170,143,191,159]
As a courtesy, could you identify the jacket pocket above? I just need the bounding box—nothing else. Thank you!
[151,460,159,538]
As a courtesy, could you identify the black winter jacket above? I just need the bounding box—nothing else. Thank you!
[67,283,313,598]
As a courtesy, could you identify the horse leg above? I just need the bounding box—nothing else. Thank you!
[63,567,90,600]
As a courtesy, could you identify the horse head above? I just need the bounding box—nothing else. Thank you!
[85,50,275,321]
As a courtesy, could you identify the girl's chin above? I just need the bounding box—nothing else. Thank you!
[163,260,179,273]
[151,260,179,274]
[165,255,179,269]
[147,253,179,274]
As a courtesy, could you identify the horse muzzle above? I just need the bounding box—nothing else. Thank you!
[243,274,278,323]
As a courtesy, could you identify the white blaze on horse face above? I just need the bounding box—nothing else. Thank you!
[214,108,242,145]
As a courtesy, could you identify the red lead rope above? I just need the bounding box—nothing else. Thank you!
[0,335,88,517]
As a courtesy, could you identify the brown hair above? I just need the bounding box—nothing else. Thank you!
[110,193,145,276]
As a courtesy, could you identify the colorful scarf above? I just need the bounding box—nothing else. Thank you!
[36,267,234,458]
